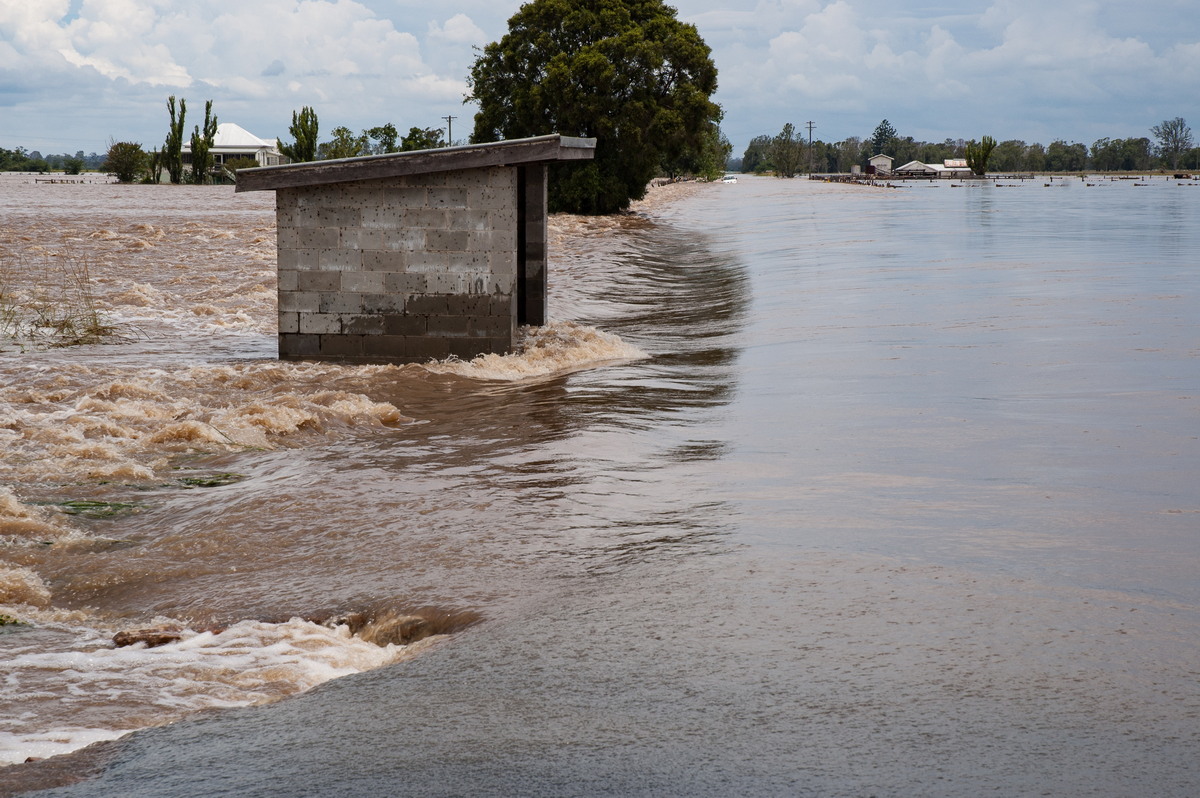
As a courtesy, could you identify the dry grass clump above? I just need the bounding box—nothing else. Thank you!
[0,253,119,350]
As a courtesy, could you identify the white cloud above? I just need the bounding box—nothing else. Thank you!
[429,13,487,45]
[2,0,1197,155]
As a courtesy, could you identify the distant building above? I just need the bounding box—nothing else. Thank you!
[868,154,894,175]
[182,122,285,168]
[894,158,975,179]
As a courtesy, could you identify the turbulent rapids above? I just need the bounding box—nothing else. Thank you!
[0,174,656,768]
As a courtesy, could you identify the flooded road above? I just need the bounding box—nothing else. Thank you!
[2,174,1198,796]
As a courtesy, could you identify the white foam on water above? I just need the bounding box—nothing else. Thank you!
[426,321,648,381]
[0,612,433,766]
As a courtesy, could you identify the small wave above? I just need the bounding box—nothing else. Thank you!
[0,487,87,551]
[0,563,52,607]
[427,321,647,381]
[0,614,438,766]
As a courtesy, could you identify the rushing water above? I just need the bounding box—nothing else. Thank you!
[2,173,1198,796]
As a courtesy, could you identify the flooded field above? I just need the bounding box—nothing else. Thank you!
[2,173,1198,796]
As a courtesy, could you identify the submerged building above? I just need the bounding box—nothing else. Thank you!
[236,134,596,363]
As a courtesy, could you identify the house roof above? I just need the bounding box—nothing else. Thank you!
[181,122,277,153]
[211,122,277,149]
[235,134,597,193]
[895,160,937,173]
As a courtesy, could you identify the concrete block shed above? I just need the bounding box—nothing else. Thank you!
[236,134,596,363]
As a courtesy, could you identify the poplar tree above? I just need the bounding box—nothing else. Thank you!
[189,100,218,184]
[163,95,186,184]
[278,107,319,163]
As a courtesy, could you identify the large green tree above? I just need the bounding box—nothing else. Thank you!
[1151,117,1193,169]
[400,127,446,151]
[769,122,803,178]
[278,106,319,163]
[318,126,369,160]
[467,0,722,214]
[869,118,897,156]
[102,141,147,183]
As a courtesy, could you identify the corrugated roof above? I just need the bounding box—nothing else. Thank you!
[235,135,596,193]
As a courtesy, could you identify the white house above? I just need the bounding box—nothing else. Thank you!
[894,158,975,179]
[868,153,894,175]
[182,122,285,169]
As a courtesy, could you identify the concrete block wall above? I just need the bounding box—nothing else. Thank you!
[275,166,518,362]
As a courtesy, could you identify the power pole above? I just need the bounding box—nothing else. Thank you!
[443,115,456,146]
[806,121,815,174]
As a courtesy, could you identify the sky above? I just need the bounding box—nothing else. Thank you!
[1,0,1197,158]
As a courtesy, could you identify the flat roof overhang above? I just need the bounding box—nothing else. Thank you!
[235,134,596,193]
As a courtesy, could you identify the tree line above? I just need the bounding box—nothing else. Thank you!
[11,0,728,213]
[738,117,1198,175]
[0,147,105,174]
[93,96,459,184]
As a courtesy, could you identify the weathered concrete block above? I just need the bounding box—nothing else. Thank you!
[360,293,404,314]
[297,271,341,292]
[402,209,448,229]
[427,187,468,209]
[279,291,320,313]
[361,206,403,230]
[406,295,449,316]
[278,311,299,334]
[382,186,427,206]
[384,314,426,336]
[383,272,427,293]
[279,333,321,357]
[318,293,364,314]
[426,229,471,251]
[340,271,387,294]
[426,315,470,336]
[318,248,363,271]
[404,254,450,273]
[449,210,491,232]
[363,335,408,357]
[278,269,299,292]
[298,313,342,335]
[299,207,362,228]
[320,334,363,357]
[339,228,387,250]
[296,227,339,249]
[341,314,386,335]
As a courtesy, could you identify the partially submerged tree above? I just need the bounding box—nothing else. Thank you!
[468,0,722,214]
[769,123,804,178]
[741,135,773,174]
[965,135,996,175]
[1151,117,1193,170]
[103,141,147,183]
[163,96,187,184]
[278,106,319,163]
[188,100,218,184]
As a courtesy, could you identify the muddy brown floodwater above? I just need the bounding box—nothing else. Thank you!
[2,173,1198,796]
